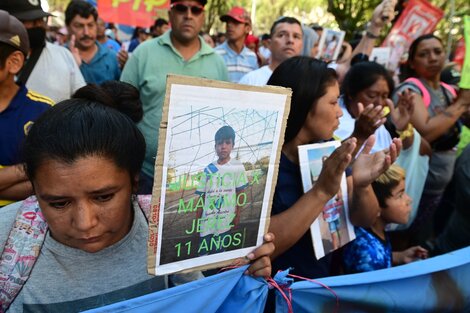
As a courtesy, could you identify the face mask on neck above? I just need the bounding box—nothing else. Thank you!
[27,27,46,50]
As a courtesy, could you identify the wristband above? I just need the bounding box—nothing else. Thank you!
[365,31,380,39]
[396,123,414,140]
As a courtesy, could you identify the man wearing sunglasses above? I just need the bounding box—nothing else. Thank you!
[121,0,228,194]
[215,7,258,83]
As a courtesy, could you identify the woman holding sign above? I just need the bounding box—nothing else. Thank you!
[267,56,401,279]
[394,34,470,243]
[0,82,274,312]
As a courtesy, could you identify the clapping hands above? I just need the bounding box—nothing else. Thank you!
[352,103,386,142]
[389,89,415,131]
[352,135,402,187]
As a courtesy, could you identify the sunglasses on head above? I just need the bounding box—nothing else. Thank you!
[171,2,204,15]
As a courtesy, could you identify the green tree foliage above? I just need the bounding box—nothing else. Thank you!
[45,0,69,12]
[45,0,468,56]
[327,0,381,39]
[205,0,334,35]
[432,0,469,55]
[326,0,468,54]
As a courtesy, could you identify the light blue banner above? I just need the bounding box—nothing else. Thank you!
[83,266,267,313]
[83,247,470,312]
[276,246,470,313]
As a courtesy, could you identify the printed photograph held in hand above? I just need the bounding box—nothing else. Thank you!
[148,75,291,275]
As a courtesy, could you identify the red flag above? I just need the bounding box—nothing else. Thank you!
[453,37,465,69]
[98,0,170,27]
[381,0,444,71]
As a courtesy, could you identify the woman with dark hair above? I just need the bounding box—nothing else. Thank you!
[336,61,414,153]
[0,82,274,311]
[128,27,149,53]
[336,62,428,231]
[266,56,401,278]
[393,34,470,242]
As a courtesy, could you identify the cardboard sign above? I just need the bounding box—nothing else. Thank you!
[370,47,392,68]
[97,0,169,26]
[381,0,443,71]
[298,141,355,259]
[316,28,346,62]
[148,75,291,275]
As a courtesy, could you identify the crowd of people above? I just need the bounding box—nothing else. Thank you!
[0,0,469,311]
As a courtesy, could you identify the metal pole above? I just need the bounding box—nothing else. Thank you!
[446,0,455,61]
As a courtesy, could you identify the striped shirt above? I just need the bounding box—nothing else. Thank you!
[215,41,258,83]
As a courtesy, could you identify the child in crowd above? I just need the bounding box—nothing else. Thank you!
[343,165,428,273]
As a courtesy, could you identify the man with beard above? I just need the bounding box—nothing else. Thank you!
[65,0,121,84]
[0,0,85,103]
[121,0,228,193]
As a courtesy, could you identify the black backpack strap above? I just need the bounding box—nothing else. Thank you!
[17,46,44,85]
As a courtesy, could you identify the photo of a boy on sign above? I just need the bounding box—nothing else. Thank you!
[316,28,345,62]
[149,75,290,275]
[195,125,248,256]
[298,141,356,259]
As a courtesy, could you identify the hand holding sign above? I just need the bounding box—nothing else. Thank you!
[231,233,275,278]
[369,0,397,36]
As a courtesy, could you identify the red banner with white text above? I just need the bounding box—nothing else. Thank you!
[381,0,444,71]
[98,0,170,27]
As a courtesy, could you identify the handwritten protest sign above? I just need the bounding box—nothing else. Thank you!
[381,0,443,71]
[298,141,355,259]
[460,16,470,89]
[148,75,291,275]
[97,0,169,26]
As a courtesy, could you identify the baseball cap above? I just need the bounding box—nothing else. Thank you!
[0,10,30,55]
[220,7,251,25]
[441,62,461,86]
[170,0,207,6]
[0,0,52,21]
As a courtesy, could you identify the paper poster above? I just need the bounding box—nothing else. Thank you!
[316,28,346,62]
[460,16,470,89]
[381,0,443,71]
[97,0,169,26]
[370,47,392,68]
[298,141,355,259]
[148,75,291,275]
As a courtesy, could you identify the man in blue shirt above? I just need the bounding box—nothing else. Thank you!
[65,0,121,84]
[215,7,258,83]
[0,10,53,206]
[97,17,120,53]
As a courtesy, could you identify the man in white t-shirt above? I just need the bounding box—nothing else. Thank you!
[258,33,271,61]
[195,126,248,255]
[239,17,303,86]
[0,0,85,103]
